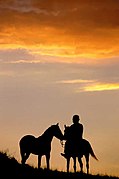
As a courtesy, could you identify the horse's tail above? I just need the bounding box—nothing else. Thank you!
[89,144,98,161]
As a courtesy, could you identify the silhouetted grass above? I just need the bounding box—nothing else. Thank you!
[0,151,118,179]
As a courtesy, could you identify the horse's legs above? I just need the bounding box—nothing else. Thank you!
[21,152,30,165]
[20,147,25,164]
[66,157,70,173]
[85,154,89,174]
[78,156,83,173]
[73,157,76,172]
[38,155,42,169]
[46,153,50,170]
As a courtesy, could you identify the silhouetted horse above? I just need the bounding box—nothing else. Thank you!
[62,125,98,174]
[19,123,63,169]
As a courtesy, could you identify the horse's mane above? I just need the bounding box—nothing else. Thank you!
[64,125,71,139]
[41,124,56,136]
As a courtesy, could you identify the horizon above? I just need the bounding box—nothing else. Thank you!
[0,0,119,177]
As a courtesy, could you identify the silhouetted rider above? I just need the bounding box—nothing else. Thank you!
[61,114,84,157]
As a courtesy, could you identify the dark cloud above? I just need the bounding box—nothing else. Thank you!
[1,0,119,29]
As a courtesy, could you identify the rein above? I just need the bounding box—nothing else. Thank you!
[60,140,65,148]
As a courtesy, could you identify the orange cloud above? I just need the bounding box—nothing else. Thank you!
[83,83,119,91]
[58,79,94,84]
[58,79,119,92]
[0,0,119,61]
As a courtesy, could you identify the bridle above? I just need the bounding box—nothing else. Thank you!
[60,140,65,148]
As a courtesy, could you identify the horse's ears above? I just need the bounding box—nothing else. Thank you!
[64,125,66,128]
[56,123,59,126]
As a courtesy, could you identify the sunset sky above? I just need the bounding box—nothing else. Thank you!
[0,0,119,176]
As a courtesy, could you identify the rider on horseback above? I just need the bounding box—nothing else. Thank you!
[61,114,84,158]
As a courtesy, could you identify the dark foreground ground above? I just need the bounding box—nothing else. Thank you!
[0,151,118,179]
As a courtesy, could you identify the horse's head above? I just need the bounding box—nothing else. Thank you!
[51,123,64,141]
[64,125,71,140]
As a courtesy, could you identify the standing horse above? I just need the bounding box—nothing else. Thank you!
[62,125,98,174]
[19,123,63,169]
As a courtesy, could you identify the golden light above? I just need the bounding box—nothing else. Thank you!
[82,83,119,92]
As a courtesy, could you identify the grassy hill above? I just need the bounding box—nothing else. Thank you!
[0,151,118,179]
